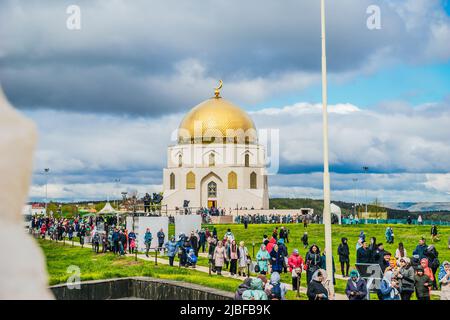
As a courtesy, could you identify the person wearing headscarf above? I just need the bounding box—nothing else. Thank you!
[277,238,288,273]
[306,269,329,300]
[165,235,178,267]
[438,261,450,300]
[389,256,399,272]
[213,241,227,275]
[305,244,321,284]
[270,244,284,273]
[338,238,350,277]
[242,278,268,300]
[234,277,252,300]
[237,241,249,277]
[345,269,367,300]
[267,272,287,300]
[256,244,270,275]
[257,274,270,296]
[420,258,434,286]
[288,249,304,290]
[266,237,276,253]
[397,257,415,300]
[379,269,400,300]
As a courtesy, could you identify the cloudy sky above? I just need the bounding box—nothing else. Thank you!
[1,0,450,204]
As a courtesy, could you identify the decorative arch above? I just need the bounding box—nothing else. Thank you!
[228,171,237,189]
[245,153,250,167]
[186,171,196,189]
[209,153,215,166]
[170,172,175,190]
[208,181,217,198]
[250,172,257,189]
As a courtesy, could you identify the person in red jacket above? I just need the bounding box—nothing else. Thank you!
[40,224,47,239]
[288,249,304,290]
[266,237,276,254]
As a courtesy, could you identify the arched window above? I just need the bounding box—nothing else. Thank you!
[178,154,182,167]
[209,153,215,167]
[208,181,217,198]
[228,171,237,189]
[250,172,257,189]
[170,173,175,190]
[186,171,195,189]
[245,154,250,167]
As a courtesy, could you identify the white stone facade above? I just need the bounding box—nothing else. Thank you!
[162,142,269,211]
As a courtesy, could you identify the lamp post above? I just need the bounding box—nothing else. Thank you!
[114,179,120,209]
[352,178,358,216]
[363,166,369,217]
[320,0,334,297]
[44,168,50,216]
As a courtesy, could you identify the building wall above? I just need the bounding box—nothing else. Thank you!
[162,143,268,211]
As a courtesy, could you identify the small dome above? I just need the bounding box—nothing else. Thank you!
[178,96,257,144]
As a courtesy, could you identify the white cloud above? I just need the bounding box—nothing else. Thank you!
[24,97,450,202]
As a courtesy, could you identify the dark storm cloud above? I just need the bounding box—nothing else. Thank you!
[1,0,448,115]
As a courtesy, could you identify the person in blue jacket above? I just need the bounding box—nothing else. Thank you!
[270,244,285,273]
[111,228,120,254]
[144,228,153,257]
[187,249,198,268]
[379,269,400,300]
[413,237,428,260]
[165,235,178,266]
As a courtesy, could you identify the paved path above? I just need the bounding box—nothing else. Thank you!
[39,236,348,300]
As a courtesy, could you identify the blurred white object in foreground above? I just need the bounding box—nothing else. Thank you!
[0,87,53,300]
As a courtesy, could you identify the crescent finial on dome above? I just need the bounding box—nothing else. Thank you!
[214,80,223,98]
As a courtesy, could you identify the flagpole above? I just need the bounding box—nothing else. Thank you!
[320,0,335,298]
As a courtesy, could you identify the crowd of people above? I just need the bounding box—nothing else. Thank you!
[31,215,450,301]
[234,213,322,226]
[235,225,450,300]
[347,227,450,300]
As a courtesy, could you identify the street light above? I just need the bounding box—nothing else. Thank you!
[352,178,358,216]
[44,168,50,216]
[114,179,120,208]
[320,0,334,297]
[363,166,369,216]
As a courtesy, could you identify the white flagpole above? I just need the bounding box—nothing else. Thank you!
[320,0,335,298]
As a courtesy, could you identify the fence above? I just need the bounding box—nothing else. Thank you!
[342,218,450,226]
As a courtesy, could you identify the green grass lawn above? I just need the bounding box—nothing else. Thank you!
[40,223,449,300]
[198,223,450,267]
[193,223,449,299]
[38,239,243,294]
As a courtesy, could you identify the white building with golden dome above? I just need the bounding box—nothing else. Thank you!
[162,82,269,212]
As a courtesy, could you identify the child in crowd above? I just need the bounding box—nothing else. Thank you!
[187,249,197,268]
[414,266,431,300]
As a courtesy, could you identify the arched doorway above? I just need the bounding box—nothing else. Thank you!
[200,172,223,209]
[207,181,217,209]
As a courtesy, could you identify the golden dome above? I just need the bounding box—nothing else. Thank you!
[178,96,257,144]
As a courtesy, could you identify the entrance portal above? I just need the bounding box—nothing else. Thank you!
[207,200,217,208]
